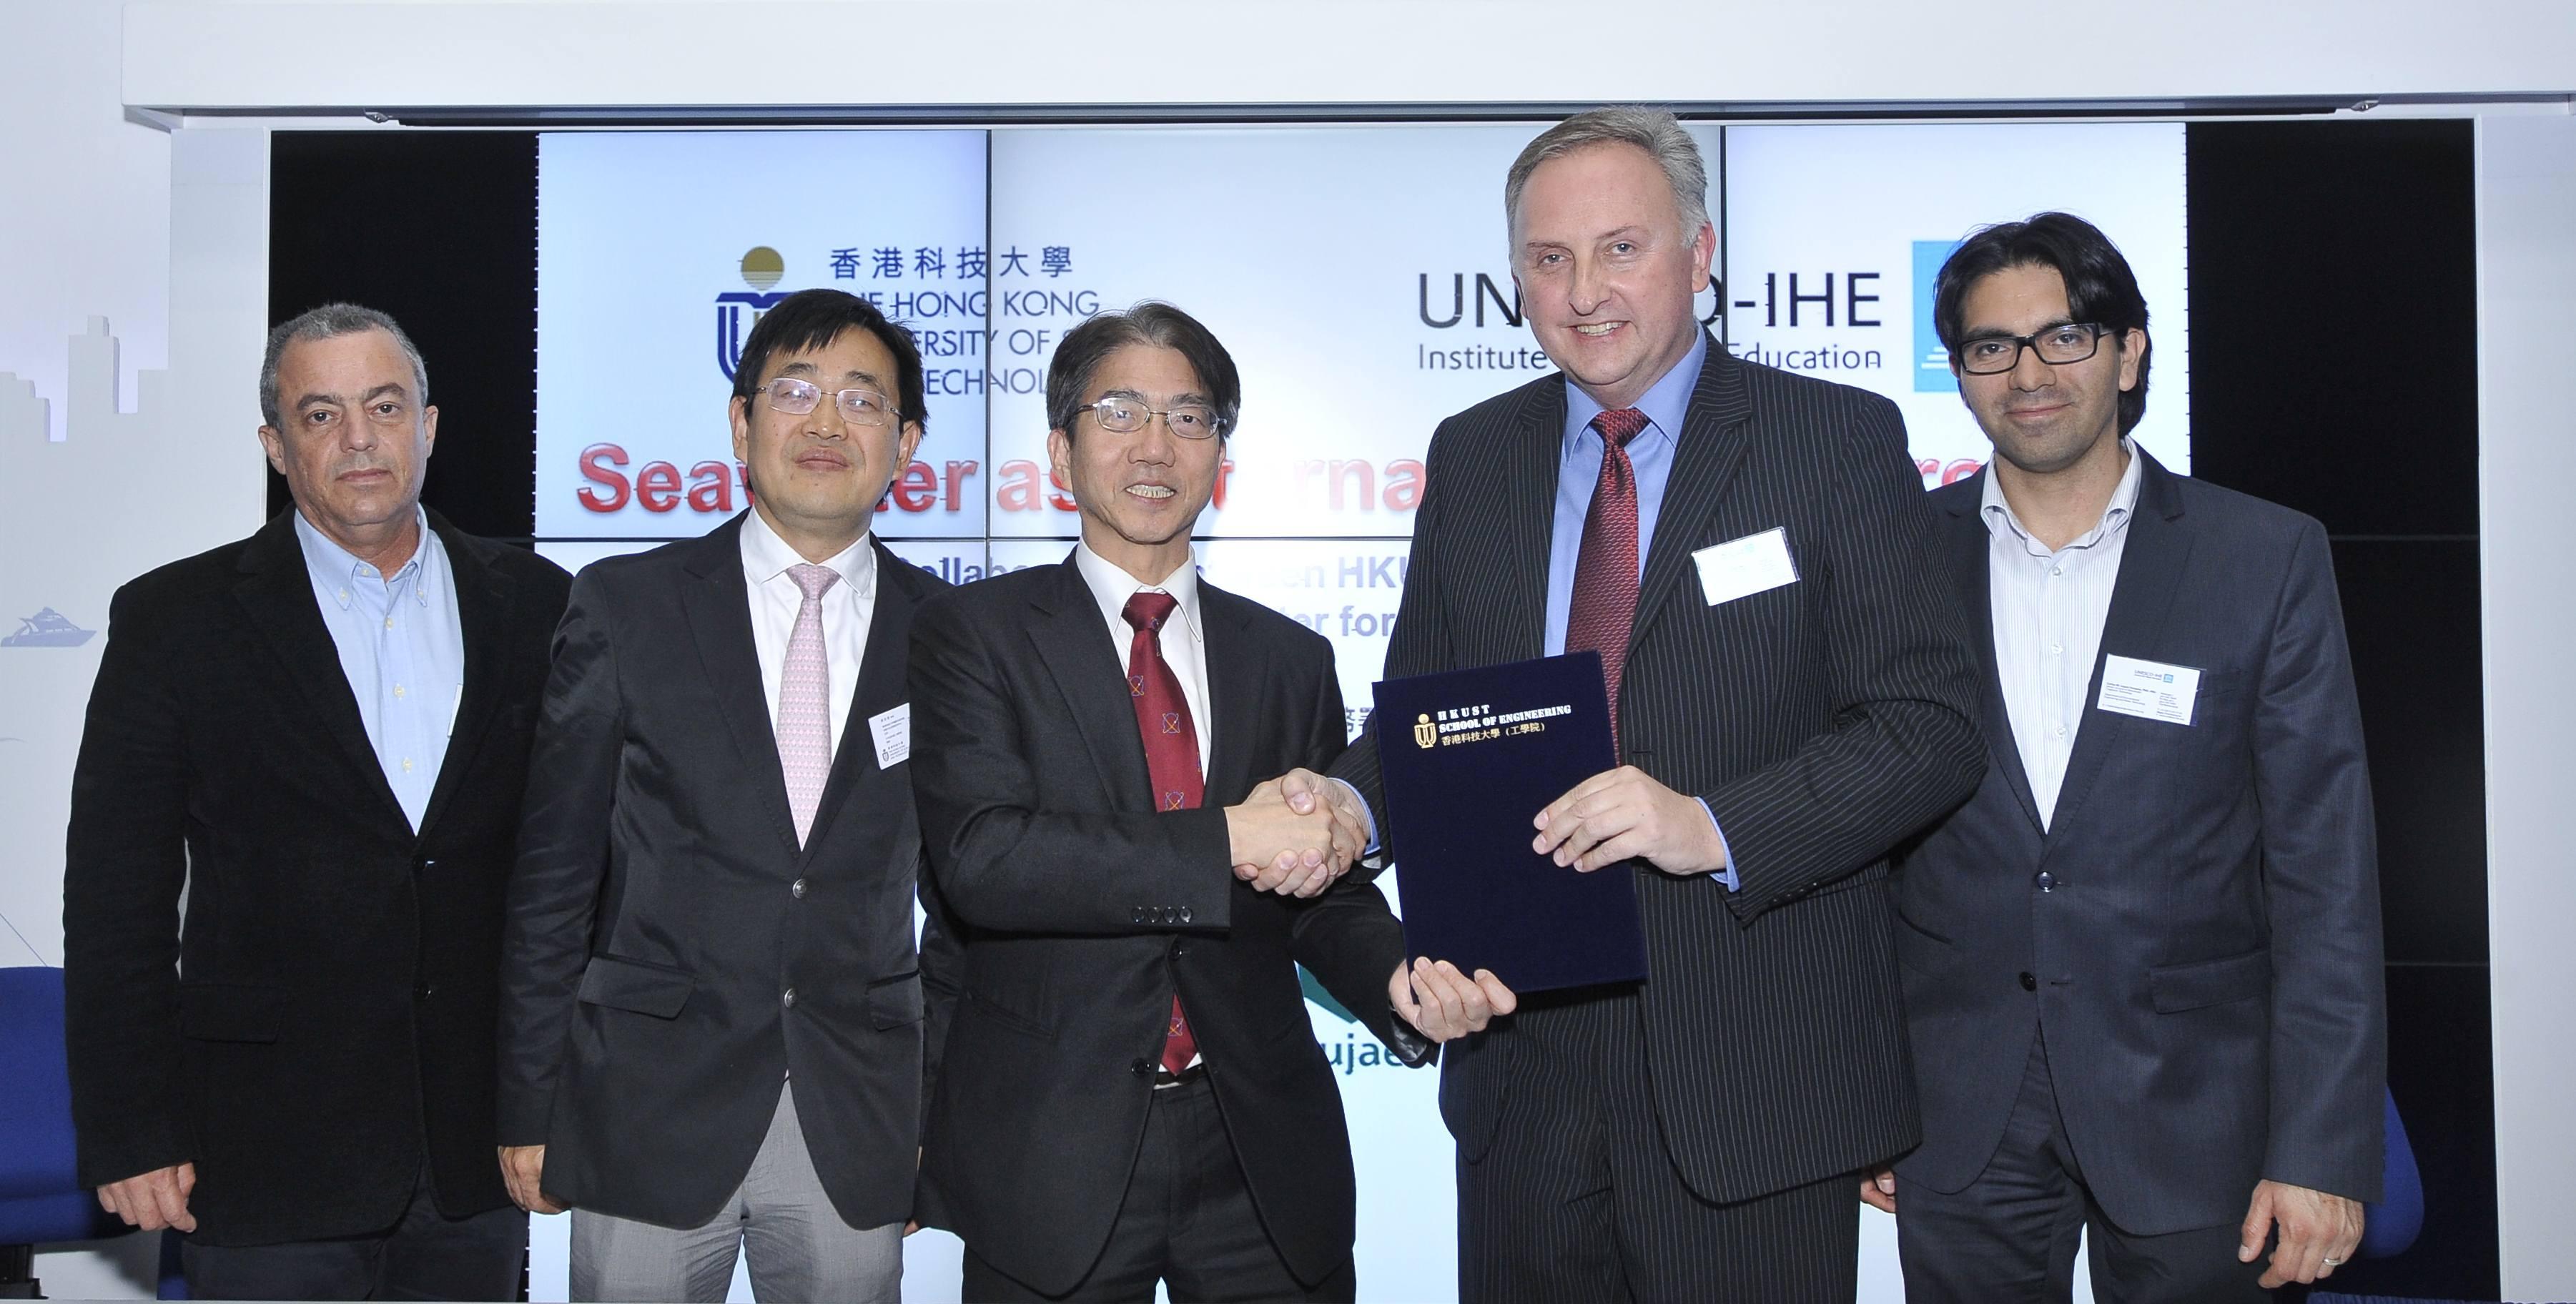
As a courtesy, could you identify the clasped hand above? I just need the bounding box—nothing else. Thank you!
[1225,768,1367,898]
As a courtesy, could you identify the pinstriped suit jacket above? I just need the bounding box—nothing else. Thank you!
[1333,332,1985,1204]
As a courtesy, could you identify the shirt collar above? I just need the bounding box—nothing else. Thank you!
[1980,437,2145,555]
[293,506,434,610]
[1073,540,1203,644]
[739,506,877,601]
[1562,328,1709,456]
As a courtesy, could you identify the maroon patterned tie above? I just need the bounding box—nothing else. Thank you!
[1122,591,1202,1074]
[1566,408,1648,754]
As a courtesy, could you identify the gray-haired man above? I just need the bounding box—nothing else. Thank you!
[64,303,570,1299]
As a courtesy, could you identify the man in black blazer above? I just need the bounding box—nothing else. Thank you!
[64,303,569,1299]
[499,290,946,1302]
[909,302,1486,1303]
[1870,212,2383,1301]
[1324,109,1985,1302]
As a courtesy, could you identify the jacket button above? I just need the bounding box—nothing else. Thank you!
[1130,1058,1154,1077]
[791,879,808,899]
[415,984,436,999]
[782,988,797,1009]
[2035,871,2055,892]
[2018,972,2038,992]
[1178,907,1193,924]
[1132,907,1147,924]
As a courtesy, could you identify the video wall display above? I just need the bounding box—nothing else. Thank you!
[522,119,2186,1303]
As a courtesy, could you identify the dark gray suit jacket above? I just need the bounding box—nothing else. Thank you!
[1333,335,1986,1205]
[909,556,1418,1295]
[498,514,949,1232]
[65,509,568,1245]
[1894,453,2385,1234]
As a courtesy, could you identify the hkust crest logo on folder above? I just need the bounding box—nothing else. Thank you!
[1414,714,1438,749]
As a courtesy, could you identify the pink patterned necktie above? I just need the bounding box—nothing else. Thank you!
[779,562,840,846]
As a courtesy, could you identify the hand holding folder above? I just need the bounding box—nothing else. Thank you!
[1372,651,1651,995]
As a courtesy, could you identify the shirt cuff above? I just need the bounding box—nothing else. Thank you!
[1699,799,1739,891]
[1333,778,1381,854]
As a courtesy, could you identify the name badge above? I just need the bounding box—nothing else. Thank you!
[869,703,912,769]
[1693,528,1800,607]
[2096,655,2202,726]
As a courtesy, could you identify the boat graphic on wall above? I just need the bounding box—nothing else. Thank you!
[2,608,97,648]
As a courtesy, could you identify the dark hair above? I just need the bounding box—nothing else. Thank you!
[1045,302,1242,440]
[731,288,928,433]
[261,302,428,431]
[1933,212,2151,435]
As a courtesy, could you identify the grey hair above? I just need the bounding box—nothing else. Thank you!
[1504,107,1710,260]
[259,302,429,430]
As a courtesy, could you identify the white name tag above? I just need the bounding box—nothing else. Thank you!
[1693,528,1800,607]
[868,703,912,769]
[2096,655,2202,726]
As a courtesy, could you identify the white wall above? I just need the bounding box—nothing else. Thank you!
[2477,112,2576,1303]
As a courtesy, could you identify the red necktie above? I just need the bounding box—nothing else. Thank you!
[1122,591,1202,1075]
[1566,408,1647,754]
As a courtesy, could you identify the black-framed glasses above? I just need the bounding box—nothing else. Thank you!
[759,377,895,427]
[1954,322,2108,375]
[1079,395,1224,440]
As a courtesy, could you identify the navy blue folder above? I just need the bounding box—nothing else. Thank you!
[1373,651,1649,994]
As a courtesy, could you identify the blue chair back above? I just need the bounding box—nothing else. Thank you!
[2360,1086,2425,1259]
[0,965,127,1246]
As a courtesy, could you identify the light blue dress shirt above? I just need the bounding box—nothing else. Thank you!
[293,508,466,831]
[1544,332,1737,889]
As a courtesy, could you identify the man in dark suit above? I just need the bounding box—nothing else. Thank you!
[63,303,569,1299]
[498,290,947,1302]
[1322,108,1985,1303]
[909,302,1488,1303]
[1867,212,2384,1301]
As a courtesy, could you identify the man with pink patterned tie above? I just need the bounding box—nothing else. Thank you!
[498,290,949,1302]
[907,302,1494,1303]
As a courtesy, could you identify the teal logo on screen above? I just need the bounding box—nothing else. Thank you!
[1913,240,1963,393]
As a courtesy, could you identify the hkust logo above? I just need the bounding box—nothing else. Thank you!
[716,246,791,381]
[3,608,97,648]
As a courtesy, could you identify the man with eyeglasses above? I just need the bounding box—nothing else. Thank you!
[1864,212,2384,1302]
[498,288,951,1301]
[907,302,1484,1302]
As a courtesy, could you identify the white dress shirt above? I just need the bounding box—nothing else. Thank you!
[1982,440,2144,830]
[1072,542,1213,777]
[741,509,877,760]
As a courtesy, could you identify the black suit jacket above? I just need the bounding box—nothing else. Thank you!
[62,509,569,1246]
[498,515,947,1231]
[1892,454,2385,1233]
[909,557,1418,1295]
[1332,336,1985,1205]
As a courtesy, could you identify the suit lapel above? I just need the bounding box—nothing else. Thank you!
[418,513,514,836]
[1504,382,1565,661]
[232,513,408,830]
[1629,336,1755,653]
[1027,555,1155,811]
[2045,453,2193,836]
[681,515,801,856]
[1198,583,1261,805]
[1945,474,2044,834]
[800,540,918,858]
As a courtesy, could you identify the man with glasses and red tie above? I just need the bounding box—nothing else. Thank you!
[907,302,1491,1303]
[498,289,950,1301]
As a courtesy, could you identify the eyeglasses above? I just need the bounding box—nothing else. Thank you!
[1078,395,1225,440]
[1954,322,2109,375]
[758,377,895,427]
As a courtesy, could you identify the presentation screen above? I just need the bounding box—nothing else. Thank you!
[525,119,2187,1303]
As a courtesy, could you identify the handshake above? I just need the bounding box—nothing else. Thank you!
[1222,768,1370,898]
